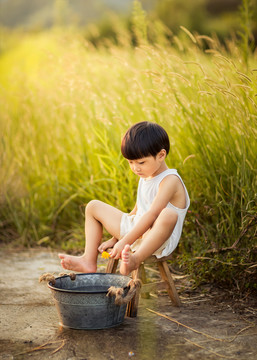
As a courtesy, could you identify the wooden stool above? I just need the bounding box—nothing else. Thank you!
[106,253,181,317]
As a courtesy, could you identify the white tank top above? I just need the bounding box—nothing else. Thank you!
[136,169,190,215]
[120,169,190,257]
[135,168,190,256]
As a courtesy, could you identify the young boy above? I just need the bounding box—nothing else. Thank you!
[59,121,190,276]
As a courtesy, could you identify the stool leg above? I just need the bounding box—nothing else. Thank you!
[126,265,142,317]
[140,263,150,299]
[157,261,181,307]
[106,258,119,273]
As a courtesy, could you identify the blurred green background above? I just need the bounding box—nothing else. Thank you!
[0,0,256,292]
[0,0,256,42]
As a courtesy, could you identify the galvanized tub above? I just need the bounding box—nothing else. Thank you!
[48,273,131,330]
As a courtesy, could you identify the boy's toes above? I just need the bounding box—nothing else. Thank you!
[121,245,131,263]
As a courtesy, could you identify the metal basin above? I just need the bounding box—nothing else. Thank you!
[48,273,131,330]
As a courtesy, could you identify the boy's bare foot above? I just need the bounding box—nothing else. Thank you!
[58,254,97,273]
[119,245,138,276]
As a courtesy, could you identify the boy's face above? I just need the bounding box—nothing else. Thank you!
[127,150,167,179]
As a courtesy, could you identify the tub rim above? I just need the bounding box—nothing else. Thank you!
[47,272,131,295]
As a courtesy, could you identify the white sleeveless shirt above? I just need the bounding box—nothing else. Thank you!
[120,169,190,258]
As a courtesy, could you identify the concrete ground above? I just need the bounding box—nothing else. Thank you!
[0,248,256,360]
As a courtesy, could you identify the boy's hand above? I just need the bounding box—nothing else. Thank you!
[110,239,126,259]
[98,237,118,253]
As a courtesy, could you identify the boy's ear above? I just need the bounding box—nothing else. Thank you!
[158,149,166,160]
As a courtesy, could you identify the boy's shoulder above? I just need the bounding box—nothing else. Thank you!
[160,172,180,184]
[159,169,184,189]
[159,168,178,179]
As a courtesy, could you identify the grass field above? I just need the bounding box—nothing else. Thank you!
[0,25,256,289]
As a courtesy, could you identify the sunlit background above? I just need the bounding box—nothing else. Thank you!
[0,0,256,291]
[0,0,257,40]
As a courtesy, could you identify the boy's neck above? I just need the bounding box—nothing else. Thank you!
[146,162,169,180]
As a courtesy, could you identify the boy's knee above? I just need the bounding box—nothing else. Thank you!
[85,200,101,214]
[159,208,178,226]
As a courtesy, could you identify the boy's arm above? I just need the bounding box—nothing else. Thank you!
[129,203,137,216]
[110,175,180,259]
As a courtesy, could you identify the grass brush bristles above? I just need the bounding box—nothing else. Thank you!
[0,25,256,290]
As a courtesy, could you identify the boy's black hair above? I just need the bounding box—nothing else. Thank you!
[121,121,170,160]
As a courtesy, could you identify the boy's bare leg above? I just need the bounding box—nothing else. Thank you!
[59,200,123,272]
[120,208,178,276]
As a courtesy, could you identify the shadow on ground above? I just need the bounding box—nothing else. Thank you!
[0,248,256,360]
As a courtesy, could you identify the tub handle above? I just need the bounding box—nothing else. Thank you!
[39,272,76,285]
[106,278,142,305]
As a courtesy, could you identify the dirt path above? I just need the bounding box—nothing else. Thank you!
[0,248,256,360]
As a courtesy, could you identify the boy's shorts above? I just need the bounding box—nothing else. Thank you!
[120,211,182,258]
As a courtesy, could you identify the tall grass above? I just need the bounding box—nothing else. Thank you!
[0,24,256,288]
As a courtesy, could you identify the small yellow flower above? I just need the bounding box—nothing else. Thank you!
[101,251,110,259]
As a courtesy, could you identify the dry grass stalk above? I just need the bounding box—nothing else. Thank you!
[147,308,225,342]
[16,340,66,356]
[147,308,256,344]
[184,338,233,359]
